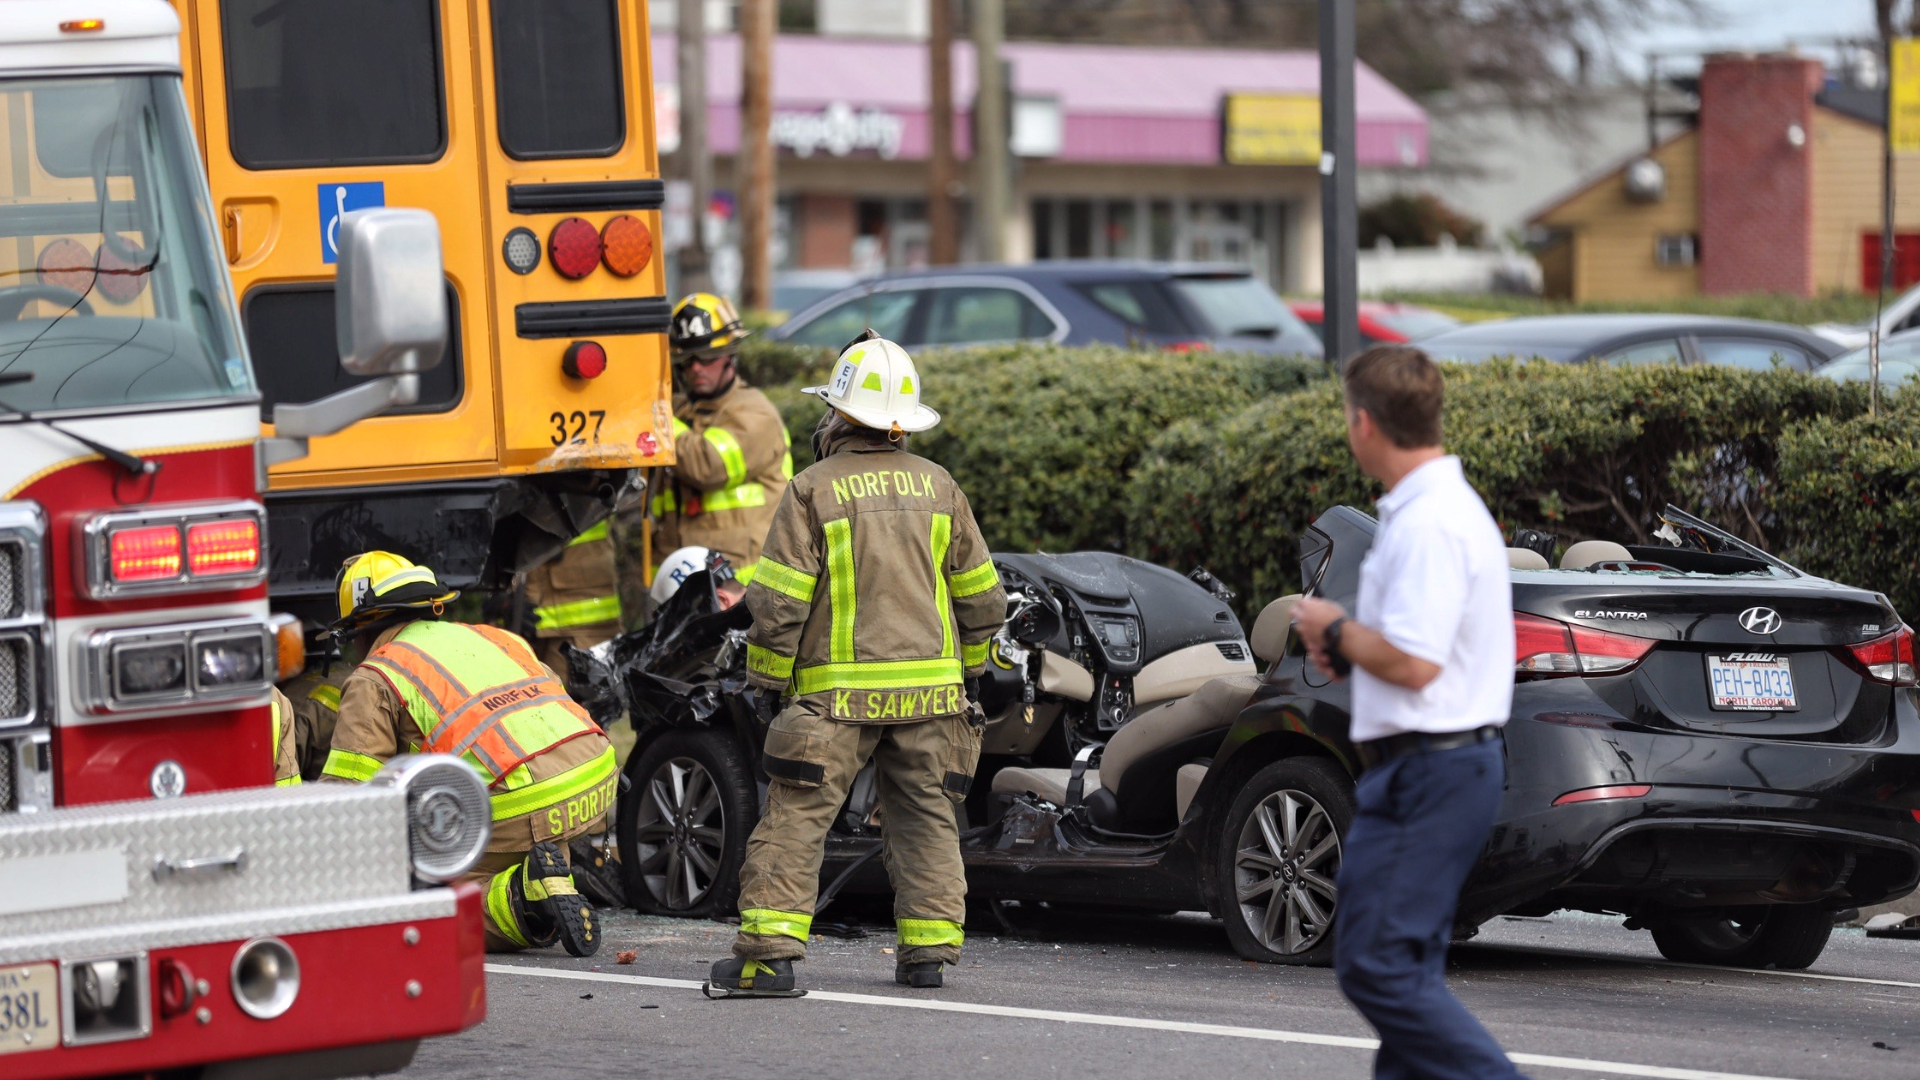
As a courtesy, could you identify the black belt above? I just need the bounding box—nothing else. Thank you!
[1354,725,1501,771]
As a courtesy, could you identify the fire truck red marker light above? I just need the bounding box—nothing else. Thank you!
[111,525,182,582]
[187,519,261,576]
[563,341,607,380]
[548,218,602,280]
[1552,784,1652,807]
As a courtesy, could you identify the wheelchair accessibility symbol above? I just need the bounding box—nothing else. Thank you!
[319,181,385,264]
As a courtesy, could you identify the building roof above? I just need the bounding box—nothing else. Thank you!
[650,32,1427,167]
[1816,82,1884,127]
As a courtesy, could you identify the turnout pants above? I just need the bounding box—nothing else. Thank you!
[468,804,609,953]
[1334,738,1525,1080]
[733,701,981,966]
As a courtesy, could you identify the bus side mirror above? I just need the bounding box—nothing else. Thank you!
[263,208,449,465]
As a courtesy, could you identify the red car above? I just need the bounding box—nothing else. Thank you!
[1289,300,1460,347]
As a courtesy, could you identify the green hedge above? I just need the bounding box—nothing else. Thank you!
[1375,289,1880,327]
[1127,362,1869,615]
[1769,393,1920,616]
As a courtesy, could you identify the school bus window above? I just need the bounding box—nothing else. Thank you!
[242,283,464,421]
[220,0,448,169]
[491,0,624,160]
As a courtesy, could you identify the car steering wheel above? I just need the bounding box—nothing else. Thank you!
[0,283,96,322]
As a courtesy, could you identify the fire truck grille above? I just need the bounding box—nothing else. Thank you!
[0,539,20,620]
[0,638,30,721]
[0,739,13,813]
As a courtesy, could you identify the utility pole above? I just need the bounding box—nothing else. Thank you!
[972,0,1008,263]
[1319,0,1359,363]
[676,0,712,293]
[739,0,775,309]
[928,0,958,265]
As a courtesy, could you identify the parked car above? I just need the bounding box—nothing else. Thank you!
[768,261,1324,357]
[1808,279,1920,350]
[770,268,859,321]
[1416,314,1845,371]
[1288,300,1460,345]
[1814,327,1920,387]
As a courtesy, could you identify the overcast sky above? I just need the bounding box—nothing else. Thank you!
[1617,1,1878,67]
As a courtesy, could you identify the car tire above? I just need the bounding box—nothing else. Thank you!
[1215,756,1353,966]
[617,726,758,918]
[1648,905,1833,970]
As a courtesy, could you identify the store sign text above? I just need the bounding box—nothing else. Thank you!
[771,102,905,159]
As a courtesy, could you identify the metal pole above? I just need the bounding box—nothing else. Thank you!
[928,0,958,265]
[1875,36,1898,416]
[973,0,1008,263]
[1320,0,1358,363]
[739,0,775,309]
[676,0,712,293]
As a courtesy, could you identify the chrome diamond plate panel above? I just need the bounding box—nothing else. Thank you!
[0,782,434,964]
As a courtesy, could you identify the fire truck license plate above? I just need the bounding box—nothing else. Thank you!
[0,962,57,1054]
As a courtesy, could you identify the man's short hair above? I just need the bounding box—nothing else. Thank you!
[1341,345,1443,449]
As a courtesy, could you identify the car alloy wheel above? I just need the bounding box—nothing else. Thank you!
[632,756,727,910]
[1233,788,1341,956]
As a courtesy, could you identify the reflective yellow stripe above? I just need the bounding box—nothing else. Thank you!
[650,489,678,516]
[703,426,749,488]
[753,558,818,603]
[269,696,283,764]
[748,643,795,681]
[486,865,532,948]
[951,559,999,599]
[825,518,855,662]
[734,561,757,584]
[962,640,991,668]
[793,658,964,694]
[276,775,302,788]
[570,521,610,546]
[780,425,795,479]
[702,483,767,512]
[533,594,623,630]
[740,908,813,941]
[897,918,964,948]
[373,566,437,596]
[671,417,691,437]
[489,745,617,822]
[308,684,342,712]
[931,512,953,661]
[322,748,383,783]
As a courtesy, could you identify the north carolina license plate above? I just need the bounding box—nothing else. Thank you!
[1707,654,1798,711]
[0,962,58,1055]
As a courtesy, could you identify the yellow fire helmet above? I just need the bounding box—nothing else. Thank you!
[331,550,460,632]
[803,330,941,434]
[669,291,752,363]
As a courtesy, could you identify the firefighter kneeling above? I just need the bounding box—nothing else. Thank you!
[319,551,615,957]
[708,332,1005,997]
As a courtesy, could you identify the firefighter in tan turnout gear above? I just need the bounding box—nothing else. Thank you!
[653,292,794,584]
[519,520,625,671]
[318,551,616,958]
[706,332,1006,997]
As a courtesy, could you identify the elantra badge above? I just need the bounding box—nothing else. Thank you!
[1738,606,1783,635]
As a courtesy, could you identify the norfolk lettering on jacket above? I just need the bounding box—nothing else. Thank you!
[829,469,939,505]
[830,684,964,720]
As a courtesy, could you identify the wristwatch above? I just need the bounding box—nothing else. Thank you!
[1322,617,1354,677]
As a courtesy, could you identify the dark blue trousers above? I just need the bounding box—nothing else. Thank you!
[1334,738,1526,1080]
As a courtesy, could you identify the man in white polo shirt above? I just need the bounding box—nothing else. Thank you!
[1292,345,1524,1080]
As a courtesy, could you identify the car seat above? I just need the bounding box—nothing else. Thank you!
[1560,540,1632,569]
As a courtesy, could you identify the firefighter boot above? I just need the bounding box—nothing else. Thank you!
[896,961,944,989]
[524,841,600,957]
[568,834,627,910]
[703,958,805,999]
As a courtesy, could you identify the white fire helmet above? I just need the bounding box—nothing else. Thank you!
[802,332,940,434]
[651,546,717,605]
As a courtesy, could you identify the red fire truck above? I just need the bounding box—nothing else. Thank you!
[0,3,489,1076]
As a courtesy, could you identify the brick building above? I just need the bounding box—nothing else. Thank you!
[1528,53,1920,302]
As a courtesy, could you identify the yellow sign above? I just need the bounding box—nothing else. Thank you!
[1895,39,1920,154]
[1222,93,1321,166]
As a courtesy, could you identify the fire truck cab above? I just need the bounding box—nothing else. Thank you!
[0,3,488,1076]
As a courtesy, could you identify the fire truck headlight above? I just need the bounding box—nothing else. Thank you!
[194,634,265,690]
[114,641,188,698]
[231,938,300,1020]
[375,754,492,885]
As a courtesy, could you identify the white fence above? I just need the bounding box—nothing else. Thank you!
[1357,237,1542,295]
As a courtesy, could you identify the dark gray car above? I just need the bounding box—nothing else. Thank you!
[1417,314,1845,371]
[768,261,1323,358]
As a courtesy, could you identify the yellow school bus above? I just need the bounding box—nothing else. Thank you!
[172,0,672,611]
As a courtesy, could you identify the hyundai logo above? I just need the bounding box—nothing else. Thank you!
[1738,606,1783,635]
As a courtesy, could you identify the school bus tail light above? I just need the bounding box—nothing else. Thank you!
[600,215,653,277]
[548,218,602,280]
[562,341,608,380]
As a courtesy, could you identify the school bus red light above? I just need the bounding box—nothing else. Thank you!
[548,217,602,280]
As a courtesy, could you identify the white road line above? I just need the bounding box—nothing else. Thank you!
[485,963,1808,1080]
[1465,941,1920,990]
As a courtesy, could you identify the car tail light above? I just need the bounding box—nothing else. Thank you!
[548,217,602,280]
[1515,613,1655,678]
[1845,625,1917,685]
[562,340,608,380]
[600,215,653,277]
[1552,784,1652,806]
[81,502,268,599]
[186,518,261,577]
[110,526,181,583]
[1162,340,1212,353]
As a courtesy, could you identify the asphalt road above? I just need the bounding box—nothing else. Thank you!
[408,905,1920,1080]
